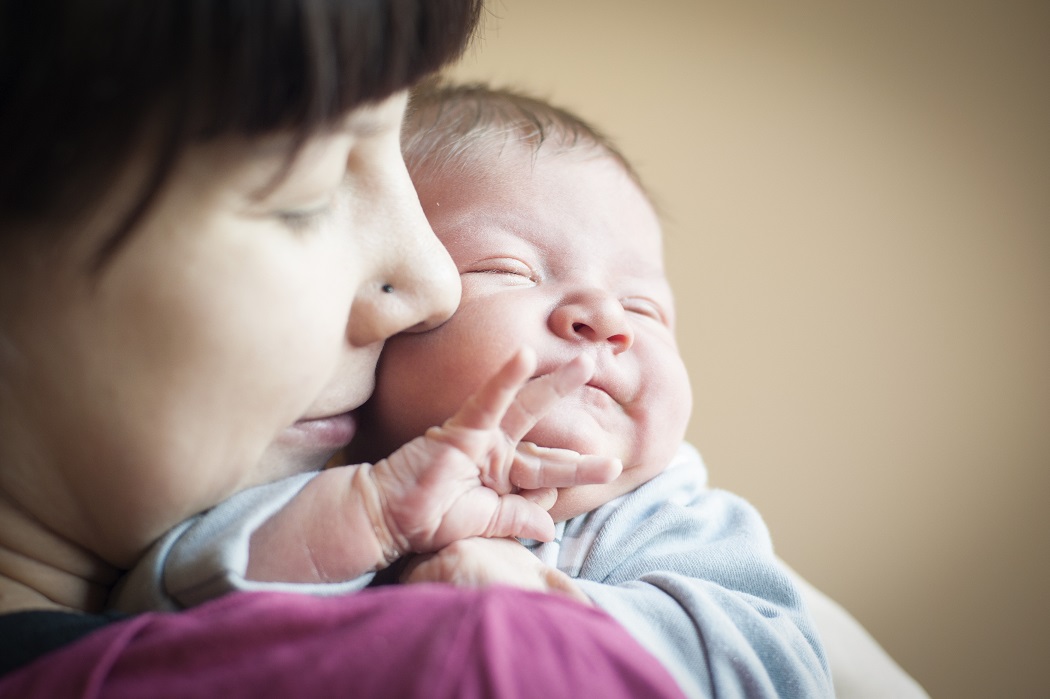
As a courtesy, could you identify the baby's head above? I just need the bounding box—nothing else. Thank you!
[361,82,692,521]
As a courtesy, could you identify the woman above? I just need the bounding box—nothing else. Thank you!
[0,2,683,696]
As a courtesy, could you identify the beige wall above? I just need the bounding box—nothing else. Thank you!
[444,2,1050,697]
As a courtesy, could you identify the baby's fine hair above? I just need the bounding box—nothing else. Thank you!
[402,81,646,193]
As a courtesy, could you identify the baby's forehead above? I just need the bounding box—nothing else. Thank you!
[442,151,659,233]
[416,129,633,183]
[503,139,632,180]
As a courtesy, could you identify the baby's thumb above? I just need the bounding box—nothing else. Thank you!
[487,495,556,542]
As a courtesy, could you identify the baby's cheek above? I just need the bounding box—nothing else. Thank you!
[628,378,691,466]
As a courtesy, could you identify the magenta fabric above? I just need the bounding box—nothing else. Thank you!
[0,585,685,699]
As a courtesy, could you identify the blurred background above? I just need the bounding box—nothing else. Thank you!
[443,1,1049,697]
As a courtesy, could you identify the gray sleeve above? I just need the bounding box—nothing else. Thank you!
[562,464,833,699]
[110,473,375,613]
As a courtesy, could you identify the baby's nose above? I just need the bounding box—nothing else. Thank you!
[549,291,634,353]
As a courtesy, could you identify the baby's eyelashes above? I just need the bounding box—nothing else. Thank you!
[460,257,538,283]
[621,297,669,325]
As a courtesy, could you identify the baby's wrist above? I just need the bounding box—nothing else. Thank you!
[351,463,406,570]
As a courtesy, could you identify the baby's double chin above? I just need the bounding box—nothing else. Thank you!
[548,481,625,523]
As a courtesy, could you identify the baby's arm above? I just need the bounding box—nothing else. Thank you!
[550,458,833,699]
[110,349,620,612]
[391,458,835,699]
[246,348,620,585]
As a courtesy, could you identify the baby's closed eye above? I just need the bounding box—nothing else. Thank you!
[621,297,668,324]
[461,257,538,283]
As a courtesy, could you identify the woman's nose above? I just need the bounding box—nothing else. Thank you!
[347,171,460,347]
[548,290,634,354]
[388,214,462,334]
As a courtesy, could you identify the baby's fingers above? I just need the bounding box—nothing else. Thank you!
[501,354,596,442]
[510,442,622,490]
[484,494,557,542]
[518,487,558,511]
[444,347,538,431]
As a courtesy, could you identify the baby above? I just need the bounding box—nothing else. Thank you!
[111,82,833,698]
[349,82,833,698]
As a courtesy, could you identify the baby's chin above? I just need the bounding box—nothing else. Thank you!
[522,417,625,464]
[544,441,683,523]
[548,484,608,522]
[548,479,641,522]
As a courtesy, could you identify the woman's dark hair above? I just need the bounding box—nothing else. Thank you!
[0,0,483,260]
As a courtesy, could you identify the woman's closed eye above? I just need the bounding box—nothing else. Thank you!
[275,200,335,233]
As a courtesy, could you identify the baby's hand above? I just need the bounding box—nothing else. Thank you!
[401,537,592,605]
[361,347,621,562]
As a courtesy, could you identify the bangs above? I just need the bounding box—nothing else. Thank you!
[185,0,485,137]
[0,0,483,255]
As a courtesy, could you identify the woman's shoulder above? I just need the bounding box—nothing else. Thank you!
[0,608,125,677]
[0,589,686,699]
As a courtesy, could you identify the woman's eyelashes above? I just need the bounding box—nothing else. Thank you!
[274,200,335,233]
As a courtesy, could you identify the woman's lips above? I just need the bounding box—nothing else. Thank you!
[287,411,358,450]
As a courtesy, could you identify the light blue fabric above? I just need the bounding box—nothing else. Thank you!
[523,443,832,699]
[110,473,375,613]
[112,442,831,699]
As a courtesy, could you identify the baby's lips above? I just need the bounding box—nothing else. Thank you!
[537,352,633,406]
[544,353,596,393]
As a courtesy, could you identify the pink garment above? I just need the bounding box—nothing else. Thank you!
[0,585,684,698]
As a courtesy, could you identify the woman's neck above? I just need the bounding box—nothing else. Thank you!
[0,497,118,614]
